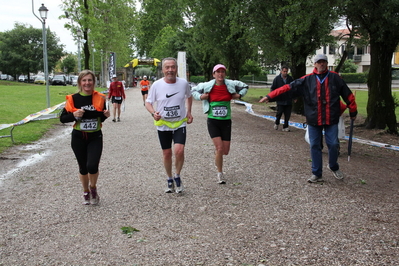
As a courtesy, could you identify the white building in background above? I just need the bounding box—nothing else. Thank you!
[306,28,373,74]
[271,28,398,79]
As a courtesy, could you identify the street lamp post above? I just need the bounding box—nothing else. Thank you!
[32,2,50,108]
[92,42,95,74]
[77,29,82,73]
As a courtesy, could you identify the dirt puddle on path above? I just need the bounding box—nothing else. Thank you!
[0,126,71,185]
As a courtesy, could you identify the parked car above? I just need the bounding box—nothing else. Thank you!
[72,76,78,86]
[7,75,14,81]
[1,74,8,80]
[34,76,46,85]
[18,75,27,82]
[68,75,78,85]
[51,75,67,86]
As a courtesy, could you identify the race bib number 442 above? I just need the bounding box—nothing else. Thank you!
[80,119,98,131]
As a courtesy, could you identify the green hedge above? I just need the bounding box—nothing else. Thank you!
[340,73,368,83]
[189,76,206,83]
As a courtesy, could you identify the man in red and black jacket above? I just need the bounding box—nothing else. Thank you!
[260,54,357,183]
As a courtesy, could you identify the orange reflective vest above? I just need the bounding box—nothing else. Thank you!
[65,91,107,113]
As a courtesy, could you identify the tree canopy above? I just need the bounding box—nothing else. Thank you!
[0,23,64,79]
[343,0,399,133]
[59,54,77,74]
[61,0,137,72]
[0,0,397,133]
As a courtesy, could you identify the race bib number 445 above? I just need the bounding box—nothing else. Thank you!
[164,105,181,119]
[212,106,227,117]
[80,119,98,131]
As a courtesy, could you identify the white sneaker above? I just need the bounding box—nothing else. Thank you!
[174,177,184,193]
[327,165,344,180]
[165,179,174,193]
[217,173,226,184]
[82,192,90,205]
[282,127,290,132]
[307,175,324,183]
[90,188,100,205]
[274,124,279,130]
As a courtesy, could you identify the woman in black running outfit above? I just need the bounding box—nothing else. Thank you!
[60,70,110,205]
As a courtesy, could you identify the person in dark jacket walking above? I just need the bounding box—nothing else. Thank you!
[259,54,357,183]
[270,66,294,131]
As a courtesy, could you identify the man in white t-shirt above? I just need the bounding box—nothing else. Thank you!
[145,57,193,193]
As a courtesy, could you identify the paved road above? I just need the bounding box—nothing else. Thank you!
[0,87,398,265]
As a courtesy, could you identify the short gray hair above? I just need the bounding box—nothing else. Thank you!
[162,57,177,67]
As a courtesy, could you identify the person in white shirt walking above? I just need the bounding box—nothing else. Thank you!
[145,57,193,193]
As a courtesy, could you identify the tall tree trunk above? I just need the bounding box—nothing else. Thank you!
[84,29,90,70]
[83,0,90,70]
[229,66,239,80]
[335,50,348,73]
[335,21,355,73]
[290,57,307,114]
[366,41,398,134]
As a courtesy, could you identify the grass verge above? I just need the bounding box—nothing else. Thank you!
[0,81,105,154]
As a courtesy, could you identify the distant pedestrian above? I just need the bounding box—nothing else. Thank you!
[270,66,294,131]
[108,74,126,122]
[140,75,151,105]
[145,57,193,193]
[191,64,248,184]
[60,70,110,205]
[260,54,357,183]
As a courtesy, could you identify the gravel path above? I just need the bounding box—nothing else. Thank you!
[0,87,398,265]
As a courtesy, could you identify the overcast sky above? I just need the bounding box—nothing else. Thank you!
[0,0,77,53]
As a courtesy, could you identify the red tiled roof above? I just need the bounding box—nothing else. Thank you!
[331,28,360,39]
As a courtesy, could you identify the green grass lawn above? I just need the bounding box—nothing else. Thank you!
[243,87,399,119]
[0,80,105,153]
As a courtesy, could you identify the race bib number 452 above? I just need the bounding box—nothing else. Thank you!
[164,105,181,119]
[212,106,227,117]
[80,119,98,131]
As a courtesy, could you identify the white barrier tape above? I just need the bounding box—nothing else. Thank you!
[234,100,399,152]
[341,135,399,151]
[0,102,65,131]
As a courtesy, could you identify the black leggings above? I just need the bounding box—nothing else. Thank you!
[71,129,103,175]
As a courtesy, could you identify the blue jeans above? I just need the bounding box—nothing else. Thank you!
[308,124,339,177]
